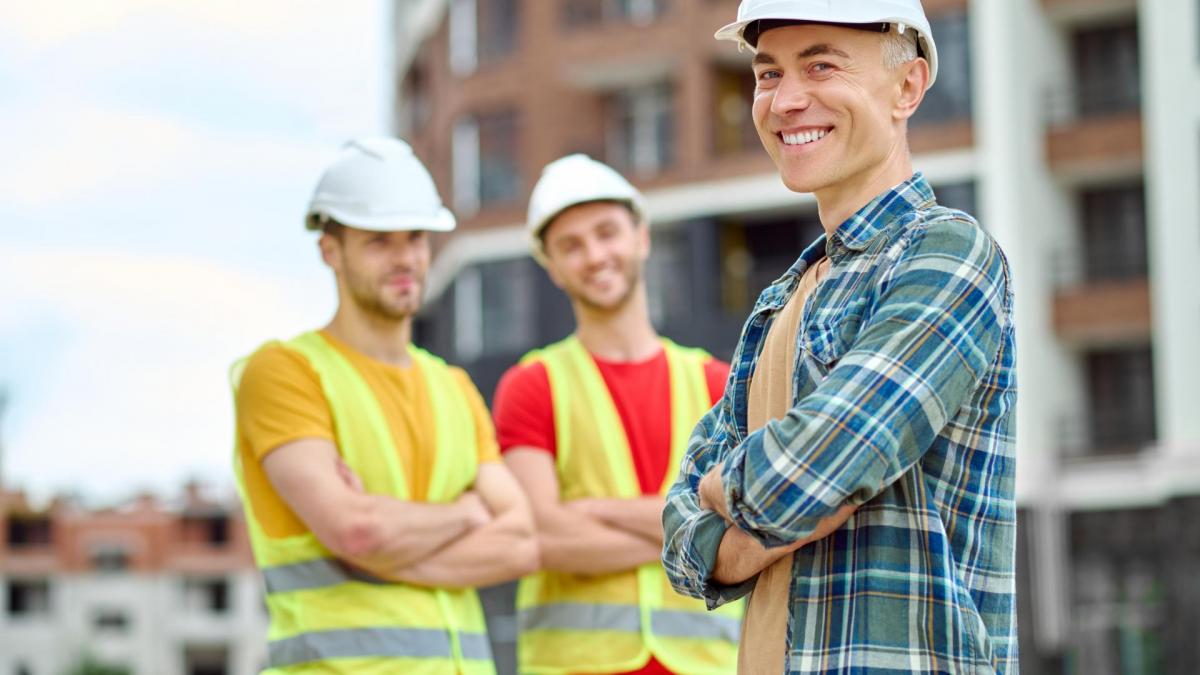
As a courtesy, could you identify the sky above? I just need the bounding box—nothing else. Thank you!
[0,1,390,503]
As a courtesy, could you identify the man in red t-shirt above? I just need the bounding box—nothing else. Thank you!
[494,155,739,675]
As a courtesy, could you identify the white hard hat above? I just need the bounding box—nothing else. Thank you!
[715,0,939,89]
[305,137,455,233]
[526,154,646,263]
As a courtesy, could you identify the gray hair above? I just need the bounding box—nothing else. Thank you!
[882,25,920,70]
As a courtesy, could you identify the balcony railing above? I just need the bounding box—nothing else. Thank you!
[1045,79,1141,128]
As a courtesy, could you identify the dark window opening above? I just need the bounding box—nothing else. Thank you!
[7,579,50,617]
[712,65,758,157]
[94,609,130,632]
[6,515,52,548]
[1085,346,1156,454]
[479,109,522,206]
[1081,183,1148,283]
[912,12,973,127]
[1072,22,1141,118]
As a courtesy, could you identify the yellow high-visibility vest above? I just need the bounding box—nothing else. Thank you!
[515,336,741,674]
[231,331,495,674]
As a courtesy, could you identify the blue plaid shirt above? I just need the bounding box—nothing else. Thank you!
[662,173,1018,674]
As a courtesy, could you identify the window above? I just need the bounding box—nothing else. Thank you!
[646,224,691,328]
[183,578,230,614]
[7,578,50,618]
[1068,509,1167,674]
[93,609,130,633]
[449,0,518,75]
[1085,347,1156,454]
[1072,23,1141,118]
[564,0,667,27]
[1081,183,1147,282]
[934,181,977,216]
[719,214,823,314]
[606,83,674,176]
[449,0,478,76]
[5,515,52,548]
[478,0,519,61]
[398,63,431,138]
[911,12,972,126]
[453,110,521,215]
[90,544,131,572]
[454,258,537,362]
[180,514,230,547]
[184,646,229,675]
[712,65,758,156]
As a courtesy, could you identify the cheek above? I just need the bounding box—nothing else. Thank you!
[751,91,773,127]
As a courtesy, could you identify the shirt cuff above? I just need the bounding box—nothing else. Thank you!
[686,510,757,609]
[721,429,790,549]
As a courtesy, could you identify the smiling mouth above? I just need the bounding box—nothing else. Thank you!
[779,128,832,146]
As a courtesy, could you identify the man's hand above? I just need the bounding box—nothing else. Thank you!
[456,490,493,530]
[698,462,731,521]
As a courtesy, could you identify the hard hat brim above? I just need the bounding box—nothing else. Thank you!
[714,15,939,90]
[306,206,457,233]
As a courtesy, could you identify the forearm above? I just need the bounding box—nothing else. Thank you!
[711,525,793,586]
[571,496,665,543]
[538,510,662,575]
[333,495,475,573]
[390,509,538,589]
[711,502,859,585]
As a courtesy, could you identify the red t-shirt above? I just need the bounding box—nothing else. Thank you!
[493,347,728,674]
[493,348,729,494]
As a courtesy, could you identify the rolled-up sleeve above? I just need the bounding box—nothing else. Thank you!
[722,219,1010,547]
[661,403,756,608]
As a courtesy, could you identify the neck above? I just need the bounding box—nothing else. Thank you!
[572,283,660,362]
[814,138,914,239]
[324,302,413,367]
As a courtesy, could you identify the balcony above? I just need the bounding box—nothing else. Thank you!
[1045,86,1142,180]
[1053,277,1151,346]
[1041,0,1137,24]
[1051,183,1150,345]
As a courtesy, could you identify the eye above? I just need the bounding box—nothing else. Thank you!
[755,69,782,84]
[808,62,836,77]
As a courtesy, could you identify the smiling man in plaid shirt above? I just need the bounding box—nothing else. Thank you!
[661,1,1018,673]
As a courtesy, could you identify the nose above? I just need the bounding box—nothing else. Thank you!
[769,72,813,118]
[389,236,420,269]
[581,236,607,268]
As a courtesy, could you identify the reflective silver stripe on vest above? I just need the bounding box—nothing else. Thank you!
[458,632,495,660]
[262,558,387,594]
[519,603,738,643]
[519,603,641,633]
[269,628,493,667]
[651,609,741,643]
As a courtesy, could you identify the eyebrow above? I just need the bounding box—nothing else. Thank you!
[752,43,851,66]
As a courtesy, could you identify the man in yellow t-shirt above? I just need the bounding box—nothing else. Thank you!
[233,138,537,673]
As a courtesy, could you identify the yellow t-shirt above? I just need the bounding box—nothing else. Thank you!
[236,330,500,538]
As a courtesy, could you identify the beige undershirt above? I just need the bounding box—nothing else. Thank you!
[738,256,829,674]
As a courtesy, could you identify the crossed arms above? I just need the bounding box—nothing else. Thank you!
[503,448,666,575]
[263,438,538,589]
[662,220,1009,603]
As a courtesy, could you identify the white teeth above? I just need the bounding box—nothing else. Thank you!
[782,130,829,146]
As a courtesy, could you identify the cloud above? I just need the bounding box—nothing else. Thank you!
[0,247,335,502]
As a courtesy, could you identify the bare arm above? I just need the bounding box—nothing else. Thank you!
[505,448,662,575]
[262,438,490,576]
[390,462,539,589]
[566,496,665,544]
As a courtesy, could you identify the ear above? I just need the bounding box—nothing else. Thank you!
[637,220,652,261]
[893,57,930,122]
[318,233,341,271]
